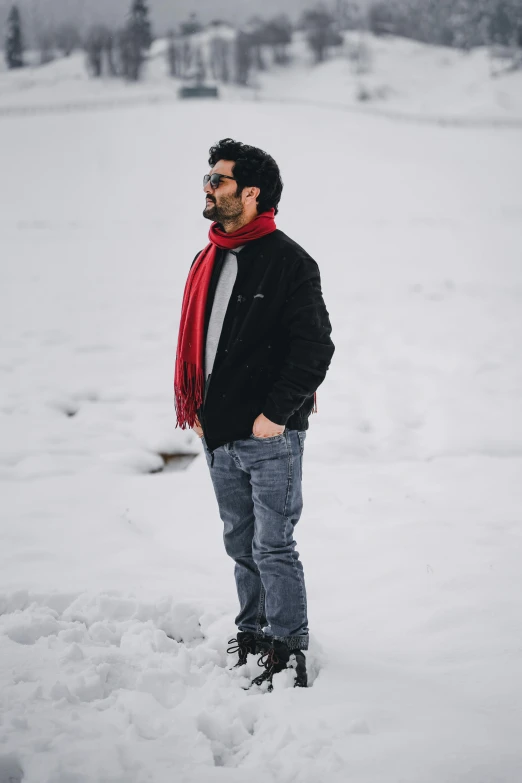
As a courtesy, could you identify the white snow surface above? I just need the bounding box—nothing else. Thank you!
[1,78,522,782]
[257,32,522,126]
[0,33,522,126]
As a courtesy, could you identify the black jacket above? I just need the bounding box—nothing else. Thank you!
[195,229,335,453]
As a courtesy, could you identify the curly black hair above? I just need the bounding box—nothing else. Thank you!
[208,138,283,215]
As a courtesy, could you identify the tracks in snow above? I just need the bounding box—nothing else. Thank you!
[0,590,336,783]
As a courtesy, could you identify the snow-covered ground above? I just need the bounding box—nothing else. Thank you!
[0,43,180,112]
[258,32,522,126]
[1,85,522,781]
[1,33,522,126]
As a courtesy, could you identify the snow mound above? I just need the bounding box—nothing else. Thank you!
[0,591,329,783]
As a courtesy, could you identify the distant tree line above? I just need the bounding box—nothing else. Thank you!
[4,1,303,84]
[166,13,294,87]
[368,0,522,50]
[3,0,153,80]
[84,0,153,81]
[6,0,522,79]
[3,1,356,83]
[166,6,349,88]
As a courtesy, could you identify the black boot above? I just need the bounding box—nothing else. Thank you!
[227,631,257,669]
[291,650,308,688]
[254,635,274,655]
[250,640,290,692]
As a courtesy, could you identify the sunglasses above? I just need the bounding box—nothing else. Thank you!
[203,173,236,189]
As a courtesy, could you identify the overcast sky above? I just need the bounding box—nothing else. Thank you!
[1,0,372,41]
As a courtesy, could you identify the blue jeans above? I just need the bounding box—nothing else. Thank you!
[201,429,309,651]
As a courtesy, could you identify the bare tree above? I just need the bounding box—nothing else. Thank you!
[167,30,181,77]
[336,1,364,30]
[55,23,82,57]
[85,25,112,77]
[115,0,154,82]
[488,0,522,45]
[263,15,293,65]
[210,36,232,82]
[105,31,119,76]
[38,29,55,65]
[367,0,522,50]
[246,16,267,71]
[368,1,401,36]
[119,24,144,81]
[235,31,252,85]
[301,6,343,63]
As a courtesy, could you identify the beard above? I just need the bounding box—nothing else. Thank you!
[203,194,244,224]
[203,200,219,222]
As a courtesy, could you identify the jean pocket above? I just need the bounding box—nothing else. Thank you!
[250,432,285,442]
[297,430,306,455]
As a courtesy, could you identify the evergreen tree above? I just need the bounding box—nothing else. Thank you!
[128,0,153,51]
[5,5,24,69]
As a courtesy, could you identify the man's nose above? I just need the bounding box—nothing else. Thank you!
[203,180,213,195]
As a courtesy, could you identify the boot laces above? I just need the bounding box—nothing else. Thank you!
[257,647,280,669]
[227,637,251,667]
[250,647,281,691]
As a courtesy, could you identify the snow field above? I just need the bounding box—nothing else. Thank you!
[0,97,521,781]
[1,33,522,126]
[259,32,522,126]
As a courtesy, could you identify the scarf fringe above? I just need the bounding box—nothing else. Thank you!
[312,391,318,414]
[174,361,205,429]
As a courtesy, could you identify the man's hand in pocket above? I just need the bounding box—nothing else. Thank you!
[252,413,285,438]
[193,415,203,438]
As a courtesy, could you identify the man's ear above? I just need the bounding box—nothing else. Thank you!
[245,186,260,202]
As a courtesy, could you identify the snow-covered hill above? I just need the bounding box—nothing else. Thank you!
[259,32,522,126]
[0,32,521,125]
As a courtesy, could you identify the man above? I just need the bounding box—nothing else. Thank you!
[174,139,335,690]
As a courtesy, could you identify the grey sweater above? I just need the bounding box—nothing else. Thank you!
[204,246,244,381]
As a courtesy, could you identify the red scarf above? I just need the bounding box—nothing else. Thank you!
[174,209,277,428]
